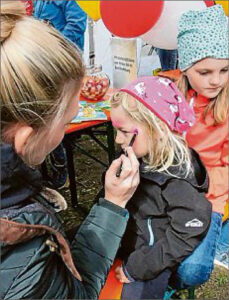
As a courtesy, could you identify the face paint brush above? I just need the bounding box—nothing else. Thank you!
[116,129,138,177]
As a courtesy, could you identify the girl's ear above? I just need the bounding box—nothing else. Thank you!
[14,125,34,156]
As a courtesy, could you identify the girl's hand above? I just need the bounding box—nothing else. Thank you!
[105,147,140,208]
[115,266,131,284]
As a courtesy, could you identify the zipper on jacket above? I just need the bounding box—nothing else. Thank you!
[147,218,154,246]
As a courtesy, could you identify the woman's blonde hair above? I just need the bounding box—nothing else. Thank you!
[177,73,228,125]
[111,91,193,178]
[1,0,85,166]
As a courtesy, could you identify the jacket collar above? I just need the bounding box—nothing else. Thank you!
[140,149,208,192]
[188,89,210,108]
[1,217,82,281]
[1,143,42,209]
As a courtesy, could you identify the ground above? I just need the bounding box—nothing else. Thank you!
[56,134,228,300]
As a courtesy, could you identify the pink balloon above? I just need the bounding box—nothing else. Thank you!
[141,0,208,49]
[100,0,164,38]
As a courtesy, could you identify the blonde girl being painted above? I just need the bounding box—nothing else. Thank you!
[107,76,211,299]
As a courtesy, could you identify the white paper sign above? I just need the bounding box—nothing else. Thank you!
[112,37,137,89]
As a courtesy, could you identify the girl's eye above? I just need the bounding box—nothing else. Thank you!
[116,129,129,135]
[221,68,228,73]
[199,72,209,76]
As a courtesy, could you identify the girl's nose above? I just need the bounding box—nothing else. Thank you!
[210,73,220,86]
[115,132,124,145]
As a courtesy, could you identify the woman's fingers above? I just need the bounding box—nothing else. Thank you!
[119,147,139,180]
[125,147,140,171]
[106,147,139,181]
[118,155,132,178]
[106,156,123,178]
[104,147,140,207]
[131,167,140,187]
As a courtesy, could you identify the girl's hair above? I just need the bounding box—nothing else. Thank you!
[177,73,228,125]
[111,92,193,178]
[1,1,85,166]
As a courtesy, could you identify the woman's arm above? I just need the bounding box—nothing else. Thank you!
[71,199,129,298]
[71,147,140,298]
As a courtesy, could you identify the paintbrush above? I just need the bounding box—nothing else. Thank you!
[116,129,138,177]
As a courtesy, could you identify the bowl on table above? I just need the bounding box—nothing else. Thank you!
[80,65,110,101]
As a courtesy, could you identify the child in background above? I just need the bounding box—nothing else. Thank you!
[1,1,140,299]
[109,76,211,299]
[33,0,87,51]
[156,49,178,71]
[173,4,228,288]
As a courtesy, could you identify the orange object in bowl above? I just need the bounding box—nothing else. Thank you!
[81,65,110,101]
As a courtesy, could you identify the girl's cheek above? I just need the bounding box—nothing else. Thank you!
[132,135,140,154]
[112,120,122,128]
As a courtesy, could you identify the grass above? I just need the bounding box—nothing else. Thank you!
[195,266,228,299]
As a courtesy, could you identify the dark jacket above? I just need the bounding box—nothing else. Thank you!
[33,0,87,50]
[0,144,129,299]
[119,150,212,281]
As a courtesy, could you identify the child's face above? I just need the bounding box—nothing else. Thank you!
[185,58,228,99]
[111,105,150,158]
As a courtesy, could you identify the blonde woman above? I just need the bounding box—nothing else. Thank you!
[33,0,87,189]
[0,1,139,299]
[108,76,211,299]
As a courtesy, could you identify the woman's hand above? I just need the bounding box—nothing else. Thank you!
[105,147,140,208]
[115,266,131,284]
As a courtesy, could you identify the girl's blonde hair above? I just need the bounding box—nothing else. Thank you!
[177,73,228,125]
[1,1,85,166]
[111,92,193,178]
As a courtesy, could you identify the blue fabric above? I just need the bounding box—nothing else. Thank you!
[1,144,42,209]
[33,0,87,50]
[47,143,68,189]
[51,143,67,166]
[216,219,229,254]
[175,212,223,288]
[121,269,171,300]
[163,286,177,300]
[156,49,178,71]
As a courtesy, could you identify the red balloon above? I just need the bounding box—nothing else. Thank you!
[204,1,215,7]
[100,0,164,38]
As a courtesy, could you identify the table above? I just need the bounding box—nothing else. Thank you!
[63,89,115,208]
